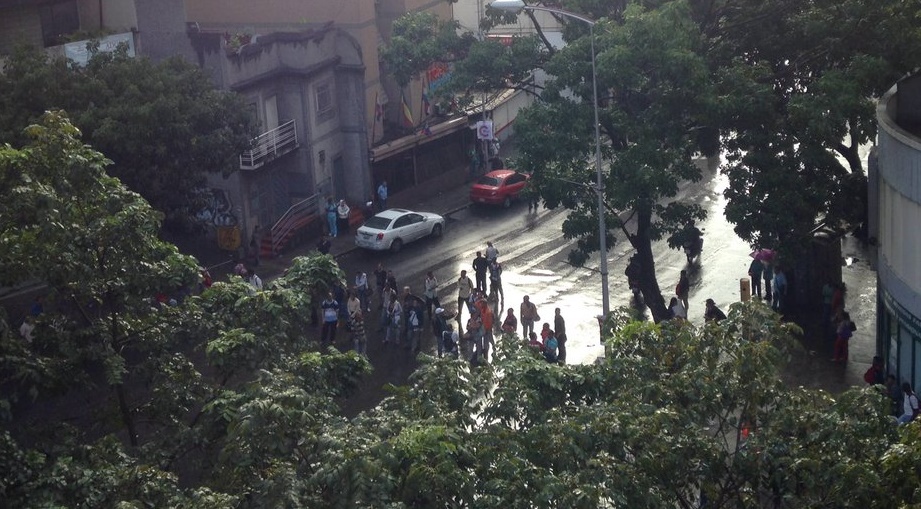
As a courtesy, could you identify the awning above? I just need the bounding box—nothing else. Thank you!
[370,116,468,163]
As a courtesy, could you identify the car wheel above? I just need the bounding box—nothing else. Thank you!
[390,239,403,253]
[502,196,512,208]
[431,224,443,238]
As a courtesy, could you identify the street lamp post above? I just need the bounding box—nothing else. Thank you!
[489,0,609,315]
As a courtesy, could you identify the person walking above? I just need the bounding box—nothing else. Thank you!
[472,251,489,293]
[748,258,763,299]
[337,199,351,235]
[456,270,474,326]
[325,197,338,237]
[554,307,567,364]
[520,295,539,340]
[424,271,440,322]
[377,180,388,211]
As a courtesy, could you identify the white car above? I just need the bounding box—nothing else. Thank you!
[354,208,445,252]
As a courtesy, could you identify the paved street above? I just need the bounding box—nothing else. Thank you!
[286,151,877,412]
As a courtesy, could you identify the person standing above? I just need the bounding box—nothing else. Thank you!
[377,180,388,211]
[554,307,567,364]
[485,241,499,264]
[772,266,788,312]
[748,258,763,299]
[424,271,440,322]
[320,292,339,347]
[432,307,449,357]
[669,297,687,320]
[676,270,690,312]
[337,199,351,235]
[467,309,485,364]
[351,309,367,356]
[456,270,474,326]
[501,308,518,334]
[386,298,403,346]
[347,289,361,327]
[864,356,885,385]
[480,300,495,360]
[488,260,503,302]
[316,235,332,255]
[831,311,855,362]
[898,383,920,424]
[520,295,539,340]
[325,197,338,237]
[355,270,370,312]
[472,251,489,293]
[704,298,727,323]
[373,263,387,305]
[763,262,774,303]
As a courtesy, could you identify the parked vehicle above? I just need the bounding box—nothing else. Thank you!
[469,169,530,208]
[354,208,444,252]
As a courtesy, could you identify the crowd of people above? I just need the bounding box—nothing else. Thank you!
[305,241,568,366]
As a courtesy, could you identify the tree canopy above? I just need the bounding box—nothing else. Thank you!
[381,0,921,321]
[0,45,256,224]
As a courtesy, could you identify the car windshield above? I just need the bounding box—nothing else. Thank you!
[476,176,501,187]
[363,216,393,230]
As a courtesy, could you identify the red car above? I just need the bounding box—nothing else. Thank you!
[469,169,531,208]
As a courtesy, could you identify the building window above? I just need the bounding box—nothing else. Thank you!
[40,1,80,47]
[314,80,336,123]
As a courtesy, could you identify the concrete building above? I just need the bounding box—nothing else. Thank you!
[872,73,921,390]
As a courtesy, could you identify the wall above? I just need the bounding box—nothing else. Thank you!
[875,83,921,388]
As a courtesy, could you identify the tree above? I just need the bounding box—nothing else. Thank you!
[0,45,256,223]
[704,0,921,251]
[511,2,715,321]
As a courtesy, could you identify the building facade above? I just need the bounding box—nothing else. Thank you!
[873,74,921,390]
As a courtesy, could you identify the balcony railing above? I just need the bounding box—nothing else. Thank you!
[240,119,298,170]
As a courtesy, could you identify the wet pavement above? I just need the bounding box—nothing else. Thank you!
[250,141,878,399]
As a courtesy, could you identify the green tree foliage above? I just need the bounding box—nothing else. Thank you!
[3,115,920,508]
[514,2,714,321]
[380,12,477,88]
[707,0,921,250]
[0,45,256,222]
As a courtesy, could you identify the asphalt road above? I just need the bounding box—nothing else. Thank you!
[335,156,760,413]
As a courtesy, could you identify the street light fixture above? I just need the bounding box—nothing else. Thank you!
[488,0,609,315]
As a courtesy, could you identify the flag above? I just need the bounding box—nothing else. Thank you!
[371,91,384,144]
[422,89,431,116]
[400,93,414,128]
[374,92,383,123]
